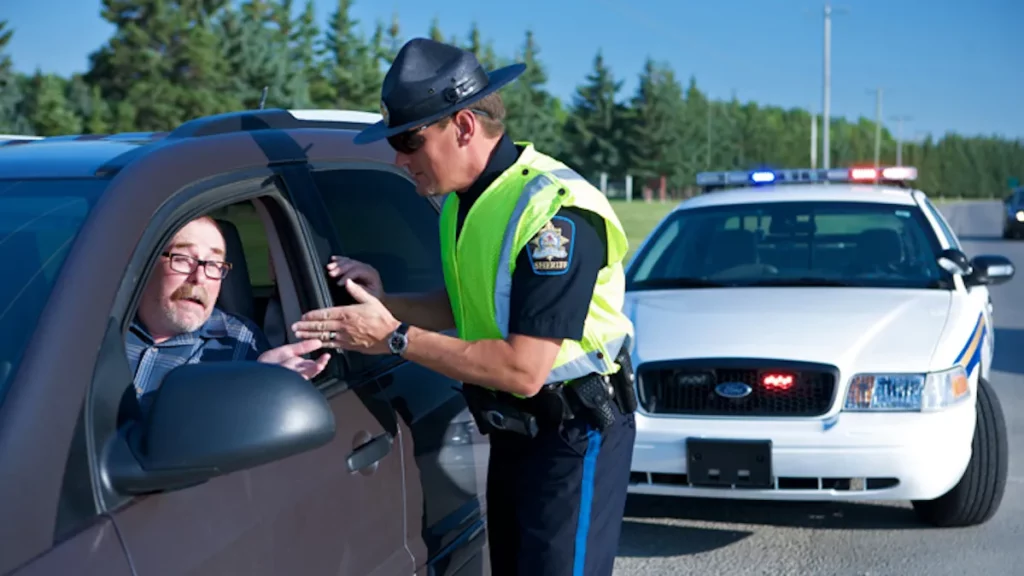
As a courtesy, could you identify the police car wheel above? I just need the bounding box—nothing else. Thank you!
[911,376,1009,527]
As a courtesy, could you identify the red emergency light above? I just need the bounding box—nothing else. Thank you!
[761,372,795,391]
[849,167,878,181]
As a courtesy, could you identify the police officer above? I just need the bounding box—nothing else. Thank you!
[291,37,638,576]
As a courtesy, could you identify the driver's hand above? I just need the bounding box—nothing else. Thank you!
[326,256,384,300]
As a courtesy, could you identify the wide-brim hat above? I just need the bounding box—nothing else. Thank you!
[353,38,526,145]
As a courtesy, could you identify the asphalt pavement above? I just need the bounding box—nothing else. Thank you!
[613,201,1024,576]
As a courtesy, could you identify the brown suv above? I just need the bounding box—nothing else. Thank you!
[0,109,491,575]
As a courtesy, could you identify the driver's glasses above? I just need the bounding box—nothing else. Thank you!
[163,252,232,280]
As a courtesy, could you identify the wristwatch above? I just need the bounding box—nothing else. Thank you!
[388,323,410,356]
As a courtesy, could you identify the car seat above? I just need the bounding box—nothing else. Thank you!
[214,219,256,323]
[853,228,904,273]
[704,229,759,274]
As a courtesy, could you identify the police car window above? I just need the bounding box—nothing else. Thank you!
[627,201,951,290]
[919,198,959,250]
[310,167,445,296]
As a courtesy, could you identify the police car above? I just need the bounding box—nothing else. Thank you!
[623,165,1013,527]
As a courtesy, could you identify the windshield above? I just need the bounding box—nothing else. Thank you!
[627,201,950,290]
[0,179,106,406]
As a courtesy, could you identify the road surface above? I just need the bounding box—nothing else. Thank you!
[613,201,1024,576]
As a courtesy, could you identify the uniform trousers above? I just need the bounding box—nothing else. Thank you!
[485,401,636,576]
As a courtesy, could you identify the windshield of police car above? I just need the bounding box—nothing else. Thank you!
[627,201,951,290]
[0,178,106,407]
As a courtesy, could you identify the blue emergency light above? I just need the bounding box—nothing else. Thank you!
[696,165,918,191]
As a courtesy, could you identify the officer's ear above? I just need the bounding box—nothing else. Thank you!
[452,110,476,145]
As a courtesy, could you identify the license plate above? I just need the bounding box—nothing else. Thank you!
[686,438,772,488]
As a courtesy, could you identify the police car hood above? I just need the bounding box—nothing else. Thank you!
[625,287,952,371]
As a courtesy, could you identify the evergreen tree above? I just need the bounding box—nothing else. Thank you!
[0,20,32,134]
[502,30,561,156]
[563,51,629,180]
[28,73,82,136]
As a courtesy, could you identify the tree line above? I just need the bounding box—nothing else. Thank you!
[1,0,1021,199]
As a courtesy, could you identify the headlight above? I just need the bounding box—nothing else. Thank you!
[843,366,970,412]
[1016,210,1024,222]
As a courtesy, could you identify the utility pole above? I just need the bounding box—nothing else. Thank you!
[706,105,712,169]
[821,2,847,171]
[890,115,912,166]
[811,111,818,169]
[869,87,883,172]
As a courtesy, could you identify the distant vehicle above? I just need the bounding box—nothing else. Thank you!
[624,165,1012,527]
[0,108,489,575]
[1002,187,1024,239]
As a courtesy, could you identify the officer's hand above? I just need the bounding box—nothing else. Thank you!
[292,279,400,356]
[327,256,384,300]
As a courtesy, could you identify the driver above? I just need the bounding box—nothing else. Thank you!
[125,216,330,408]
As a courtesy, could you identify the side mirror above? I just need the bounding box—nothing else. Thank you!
[104,361,335,495]
[965,255,1016,287]
[937,249,972,276]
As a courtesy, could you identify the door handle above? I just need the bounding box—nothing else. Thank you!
[347,432,393,473]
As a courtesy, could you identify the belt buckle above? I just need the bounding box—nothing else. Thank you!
[482,410,507,430]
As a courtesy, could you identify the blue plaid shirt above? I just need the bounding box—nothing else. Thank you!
[126,307,270,400]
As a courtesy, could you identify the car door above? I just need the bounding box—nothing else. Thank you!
[87,174,411,575]
[300,161,490,575]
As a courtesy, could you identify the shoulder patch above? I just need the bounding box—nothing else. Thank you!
[528,215,575,275]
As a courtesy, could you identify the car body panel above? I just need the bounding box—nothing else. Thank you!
[8,517,133,576]
[0,120,487,574]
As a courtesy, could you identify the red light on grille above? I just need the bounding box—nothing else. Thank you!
[762,373,795,390]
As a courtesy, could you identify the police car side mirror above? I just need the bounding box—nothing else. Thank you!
[937,249,972,276]
[965,255,1015,287]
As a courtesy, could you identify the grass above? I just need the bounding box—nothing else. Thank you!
[608,199,677,261]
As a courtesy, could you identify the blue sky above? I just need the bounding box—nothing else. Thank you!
[5,0,1023,140]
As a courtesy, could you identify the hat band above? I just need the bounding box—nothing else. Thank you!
[385,66,491,129]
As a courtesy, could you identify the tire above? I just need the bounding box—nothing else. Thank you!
[911,376,1008,527]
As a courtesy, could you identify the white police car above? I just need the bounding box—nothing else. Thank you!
[624,166,1013,527]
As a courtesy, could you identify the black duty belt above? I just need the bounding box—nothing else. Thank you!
[461,344,638,438]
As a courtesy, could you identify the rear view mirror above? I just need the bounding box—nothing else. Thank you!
[104,361,336,495]
[965,255,1016,287]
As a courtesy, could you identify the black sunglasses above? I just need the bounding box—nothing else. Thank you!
[386,109,493,154]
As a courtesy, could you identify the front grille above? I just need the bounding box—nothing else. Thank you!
[637,360,837,417]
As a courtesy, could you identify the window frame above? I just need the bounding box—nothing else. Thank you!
[301,160,446,377]
[626,200,951,289]
[70,167,347,527]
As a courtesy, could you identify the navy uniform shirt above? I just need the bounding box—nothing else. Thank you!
[455,135,607,342]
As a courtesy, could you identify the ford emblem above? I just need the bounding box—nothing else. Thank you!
[715,381,753,399]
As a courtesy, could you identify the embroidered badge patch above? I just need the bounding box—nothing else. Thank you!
[528,216,574,275]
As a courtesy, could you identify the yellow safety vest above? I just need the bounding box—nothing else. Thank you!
[438,142,634,395]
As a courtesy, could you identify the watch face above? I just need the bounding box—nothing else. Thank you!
[390,334,405,353]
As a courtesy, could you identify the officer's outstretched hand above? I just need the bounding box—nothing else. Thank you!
[291,279,400,356]
[326,256,384,300]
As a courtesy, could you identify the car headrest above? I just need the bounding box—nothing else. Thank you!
[856,227,904,263]
[706,229,758,270]
[214,219,255,322]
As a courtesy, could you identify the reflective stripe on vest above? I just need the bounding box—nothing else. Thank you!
[493,168,625,383]
[438,142,634,391]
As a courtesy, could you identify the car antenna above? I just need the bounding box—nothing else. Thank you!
[258,86,269,110]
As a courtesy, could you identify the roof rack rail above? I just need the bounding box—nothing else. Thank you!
[167,108,382,139]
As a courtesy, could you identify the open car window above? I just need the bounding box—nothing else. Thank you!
[627,201,952,290]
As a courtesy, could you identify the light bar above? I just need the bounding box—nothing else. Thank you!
[696,166,918,190]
